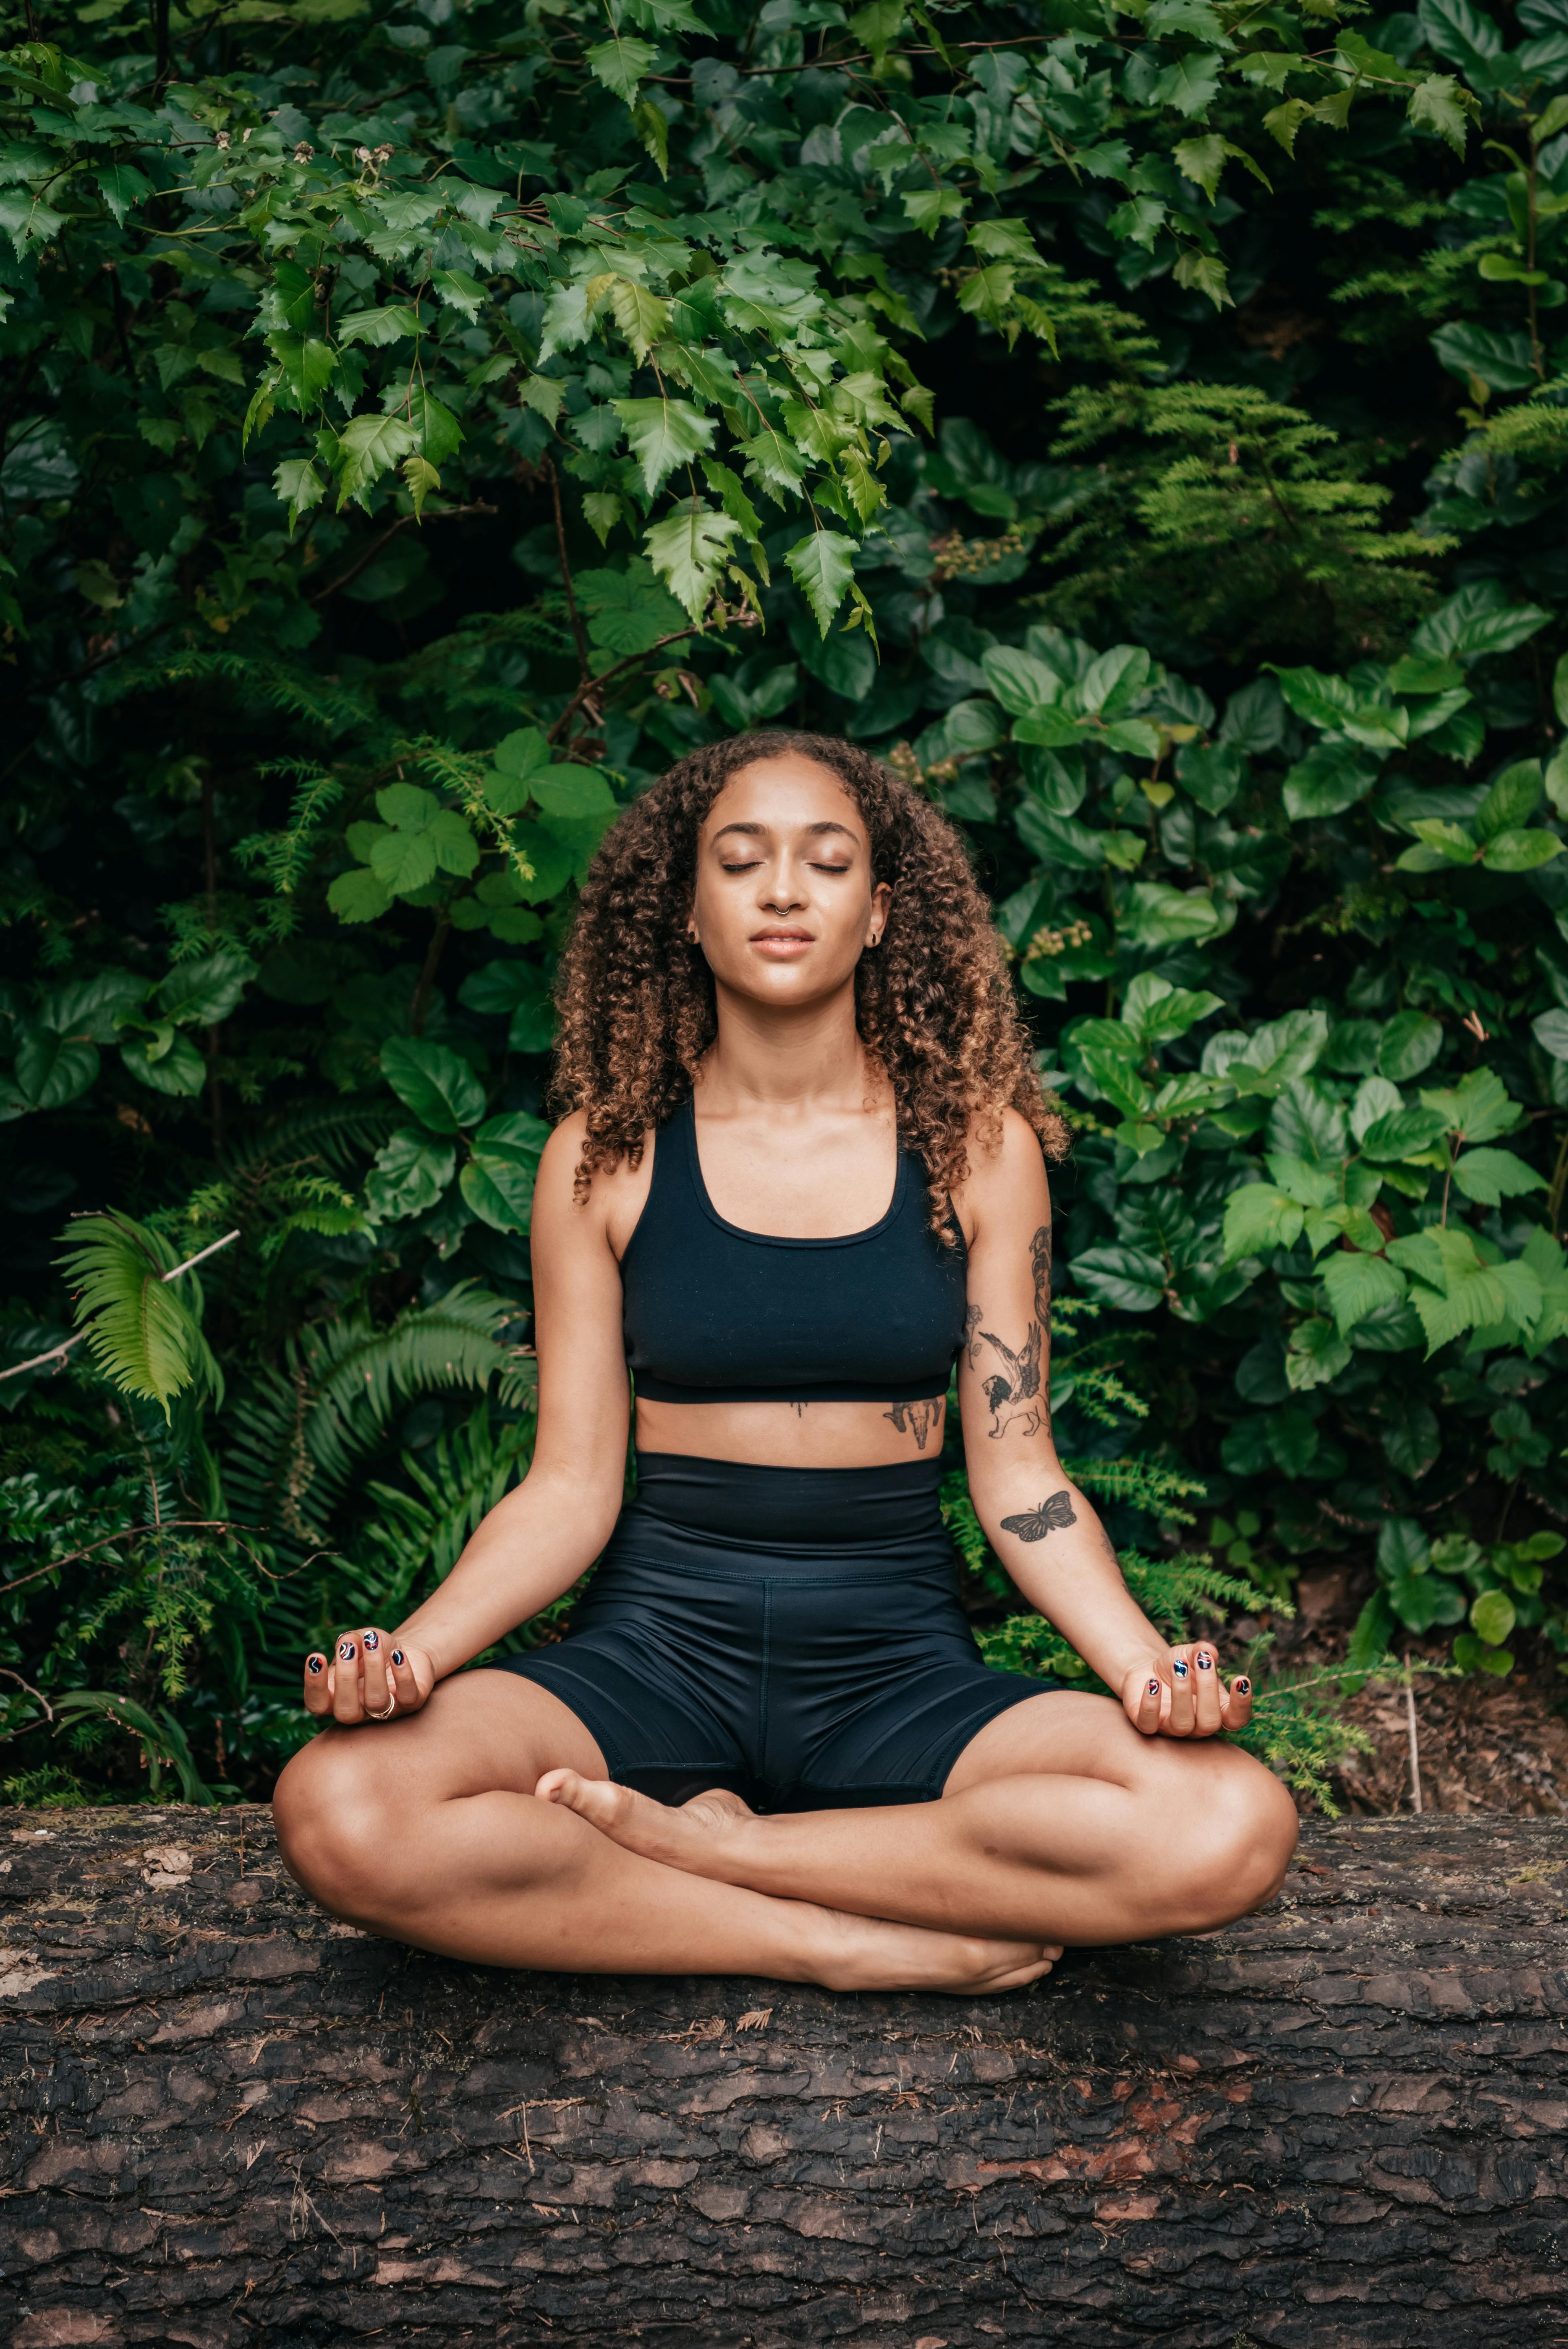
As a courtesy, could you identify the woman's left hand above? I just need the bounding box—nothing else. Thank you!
[1120,1642,1253,1739]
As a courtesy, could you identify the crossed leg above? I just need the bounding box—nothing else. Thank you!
[271,1670,1061,1992]
[274,1672,1297,1987]
[539,1688,1300,1946]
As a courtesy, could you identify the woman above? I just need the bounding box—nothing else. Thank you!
[274,733,1297,1990]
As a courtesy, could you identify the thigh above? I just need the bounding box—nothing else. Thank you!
[277,1667,608,1822]
[941,1685,1261,1802]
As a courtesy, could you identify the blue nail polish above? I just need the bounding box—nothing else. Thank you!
[1197,1653,1214,1672]
[307,1656,324,1675]
[338,1639,356,1662]
[363,1631,379,1652]
[1147,1678,1161,1695]
[1173,1660,1189,1679]
[1236,1677,1251,1694]
[391,1650,404,1667]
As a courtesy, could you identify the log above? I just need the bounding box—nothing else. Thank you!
[0,1807,1564,2348]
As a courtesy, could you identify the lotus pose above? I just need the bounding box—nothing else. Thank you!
[274,733,1297,1991]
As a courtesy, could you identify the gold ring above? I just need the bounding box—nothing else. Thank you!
[366,1693,397,1721]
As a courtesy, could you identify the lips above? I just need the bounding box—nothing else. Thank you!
[751,929,814,954]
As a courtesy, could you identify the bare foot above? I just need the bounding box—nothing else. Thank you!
[807,1907,1063,1995]
[535,1770,761,1881]
[533,1770,1063,1993]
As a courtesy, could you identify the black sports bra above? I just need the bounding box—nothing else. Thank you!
[620,1097,969,1405]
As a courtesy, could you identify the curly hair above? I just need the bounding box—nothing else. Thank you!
[550,731,1068,1230]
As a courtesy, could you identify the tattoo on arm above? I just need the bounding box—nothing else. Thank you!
[976,1318,1045,1439]
[883,1398,942,1451]
[788,1402,809,1417]
[1030,1223,1052,1329]
[962,1301,982,1371]
[1000,1491,1077,1543]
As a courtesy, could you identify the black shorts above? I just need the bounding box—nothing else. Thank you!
[491,1453,1056,1812]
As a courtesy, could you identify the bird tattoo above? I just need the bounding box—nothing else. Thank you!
[979,1320,1043,1439]
[1001,1491,1078,1543]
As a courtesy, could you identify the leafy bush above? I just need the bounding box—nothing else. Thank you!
[4,0,1567,1805]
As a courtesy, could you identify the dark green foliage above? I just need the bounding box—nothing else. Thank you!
[3,0,1567,1807]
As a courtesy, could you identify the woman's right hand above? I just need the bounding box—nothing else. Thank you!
[303,1629,436,1725]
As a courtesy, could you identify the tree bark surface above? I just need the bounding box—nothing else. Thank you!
[1,1807,1565,2348]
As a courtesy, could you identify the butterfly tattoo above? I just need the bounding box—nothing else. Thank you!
[999,1491,1078,1543]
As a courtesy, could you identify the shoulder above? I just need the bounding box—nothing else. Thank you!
[533,1109,657,1255]
[952,1106,1052,1239]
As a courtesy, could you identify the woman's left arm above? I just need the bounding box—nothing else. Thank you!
[956,1110,1253,1741]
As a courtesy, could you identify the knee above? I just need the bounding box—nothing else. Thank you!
[1179,1756,1298,1930]
[272,1735,406,1922]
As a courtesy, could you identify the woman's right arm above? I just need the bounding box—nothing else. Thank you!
[302,1112,633,1722]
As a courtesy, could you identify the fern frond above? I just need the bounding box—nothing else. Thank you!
[358,1405,537,1609]
[1067,1454,1204,1525]
[221,1285,533,1543]
[225,1099,402,1179]
[55,1214,222,1420]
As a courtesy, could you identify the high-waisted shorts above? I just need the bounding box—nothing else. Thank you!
[492,1452,1057,1812]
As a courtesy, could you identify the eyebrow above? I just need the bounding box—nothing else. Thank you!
[711,820,858,843]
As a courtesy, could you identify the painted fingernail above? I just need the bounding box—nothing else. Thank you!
[338,1639,356,1662]
[1173,1660,1189,1679]
[306,1655,325,1675]
[1235,1677,1251,1694]
[391,1650,404,1668]
[363,1631,379,1652]
[1196,1653,1214,1672]
[1147,1678,1162,1696]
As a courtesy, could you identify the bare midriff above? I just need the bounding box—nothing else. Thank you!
[632,1394,948,1469]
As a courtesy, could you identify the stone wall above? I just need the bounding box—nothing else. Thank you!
[1,1807,1564,2347]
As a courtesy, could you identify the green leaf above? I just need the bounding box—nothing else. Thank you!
[1431,321,1537,392]
[1283,742,1381,821]
[1474,760,1541,840]
[1407,72,1471,156]
[1449,1148,1546,1205]
[1285,1315,1352,1391]
[1359,1106,1449,1161]
[1419,1067,1517,1145]
[380,1039,486,1135]
[1481,828,1564,872]
[585,32,657,105]
[529,767,615,819]
[157,950,257,1027]
[1377,1012,1443,1082]
[274,456,327,529]
[645,503,741,621]
[1223,1182,1305,1261]
[369,827,439,895]
[336,305,422,347]
[119,1029,207,1097]
[904,187,964,234]
[609,276,670,362]
[12,1025,98,1109]
[577,559,688,656]
[1532,1008,1568,1062]
[785,530,859,637]
[1321,1249,1407,1336]
[365,1129,456,1223]
[327,867,394,924]
[1068,1244,1167,1311]
[337,413,418,509]
[461,1111,550,1230]
[1172,250,1232,311]
[1470,1588,1516,1646]
[612,395,715,497]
